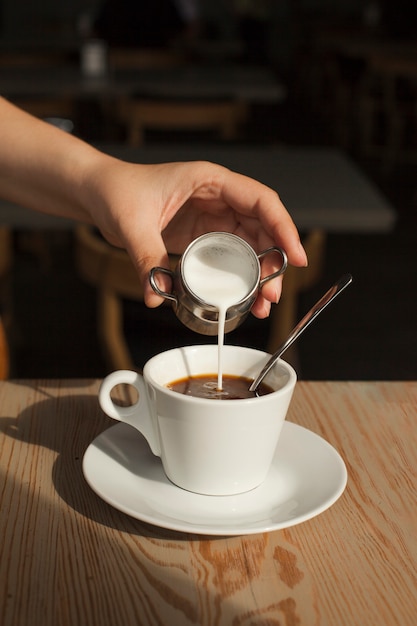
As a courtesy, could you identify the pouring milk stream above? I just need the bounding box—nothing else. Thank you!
[183,246,252,390]
[149,232,288,392]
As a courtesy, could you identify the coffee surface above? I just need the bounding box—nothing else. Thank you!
[166,374,273,399]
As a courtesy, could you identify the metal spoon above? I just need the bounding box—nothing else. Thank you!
[249,273,353,394]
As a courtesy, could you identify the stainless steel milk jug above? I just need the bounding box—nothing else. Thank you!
[149,232,287,335]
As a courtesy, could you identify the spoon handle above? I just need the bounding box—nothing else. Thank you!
[249,273,353,392]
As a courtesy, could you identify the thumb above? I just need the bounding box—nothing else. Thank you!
[126,234,174,308]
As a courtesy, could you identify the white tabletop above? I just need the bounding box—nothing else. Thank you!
[0,146,396,233]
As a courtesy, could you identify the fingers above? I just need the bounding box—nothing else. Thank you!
[251,292,273,319]
[104,160,307,314]
[124,232,173,308]
[220,169,308,267]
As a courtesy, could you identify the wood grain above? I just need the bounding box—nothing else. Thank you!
[0,380,416,626]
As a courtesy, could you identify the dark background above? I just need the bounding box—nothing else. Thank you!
[2,0,417,380]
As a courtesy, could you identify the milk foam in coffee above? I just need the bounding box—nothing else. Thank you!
[183,246,252,389]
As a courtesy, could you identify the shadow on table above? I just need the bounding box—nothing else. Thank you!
[1,386,304,624]
[1,389,229,540]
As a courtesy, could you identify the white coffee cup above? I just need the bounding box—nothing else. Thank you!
[99,345,297,496]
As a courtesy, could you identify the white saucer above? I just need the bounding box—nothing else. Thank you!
[83,421,347,536]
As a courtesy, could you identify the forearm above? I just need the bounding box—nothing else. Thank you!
[0,97,307,312]
[0,97,110,223]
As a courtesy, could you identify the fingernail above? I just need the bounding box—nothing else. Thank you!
[299,241,308,266]
[275,284,282,304]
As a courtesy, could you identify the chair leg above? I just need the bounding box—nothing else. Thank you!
[0,317,9,380]
[265,230,326,371]
[98,290,135,371]
[266,287,299,368]
[0,228,13,379]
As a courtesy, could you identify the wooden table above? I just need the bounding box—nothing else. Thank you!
[0,379,415,625]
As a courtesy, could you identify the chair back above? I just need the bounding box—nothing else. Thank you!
[75,225,180,370]
[267,229,326,366]
[120,98,247,146]
[75,224,143,300]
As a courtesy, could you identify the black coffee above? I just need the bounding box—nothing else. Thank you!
[166,374,273,399]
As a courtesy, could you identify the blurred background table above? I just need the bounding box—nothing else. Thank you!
[0,144,396,374]
[101,144,396,233]
[0,145,396,232]
[0,62,286,113]
[90,145,396,361]
[0,379,415,626]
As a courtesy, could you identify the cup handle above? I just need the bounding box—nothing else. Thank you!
[99,370,161,456]
[258,246,288,286]
[149,267,177,303]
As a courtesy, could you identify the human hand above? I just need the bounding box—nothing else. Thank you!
[87,158,307,318]
[0,98,305,319]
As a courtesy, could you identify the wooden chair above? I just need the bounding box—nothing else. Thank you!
[0,227,13,379]
[0,318,9,380]
[74,224,144,370]
[74,225,325,372]
[74,225,181,370]
[119,97,247,146]
[267,229,326,367]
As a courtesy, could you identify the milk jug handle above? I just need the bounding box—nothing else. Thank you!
[258,246,288,287]
[149,267,177,303]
